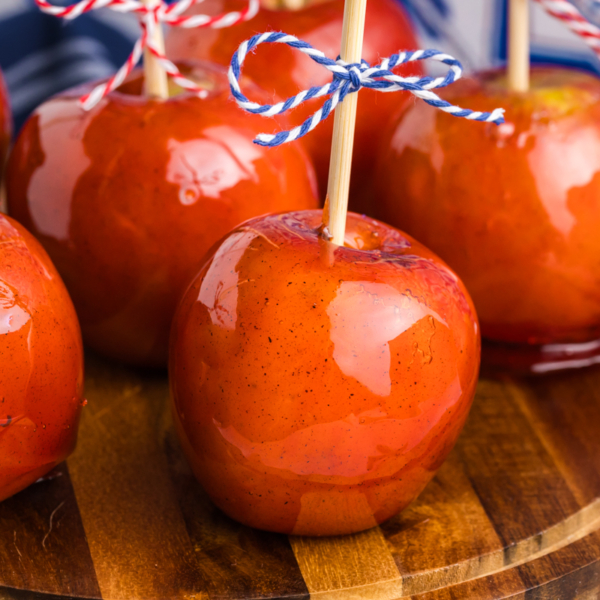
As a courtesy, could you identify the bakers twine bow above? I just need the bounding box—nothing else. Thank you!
[535,0,600,59]
[35,0,259,110]
[228,32,505,147]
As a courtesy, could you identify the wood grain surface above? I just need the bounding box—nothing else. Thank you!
[1,355,600,600]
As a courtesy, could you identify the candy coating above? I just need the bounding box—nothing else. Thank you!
[7,63,318,366]
[375,68,600,347]
[170,210,480,535]
[0,214,83,502]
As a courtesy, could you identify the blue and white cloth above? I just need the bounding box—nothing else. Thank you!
[0,0,139,130]
[1,0,600,132]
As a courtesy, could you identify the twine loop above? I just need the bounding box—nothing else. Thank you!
[35,0,260,109]
[228,32,505,147]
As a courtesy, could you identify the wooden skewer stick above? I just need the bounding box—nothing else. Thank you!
[508,0,530,92]
[282,0,306,9]
[142,0,169,99]
[322,0,368,246]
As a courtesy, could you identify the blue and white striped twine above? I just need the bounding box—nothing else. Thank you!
[228,31,505,147]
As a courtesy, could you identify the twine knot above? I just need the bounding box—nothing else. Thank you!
[35,0,260,110]
[344,62,365,90]
[228,32,505,147]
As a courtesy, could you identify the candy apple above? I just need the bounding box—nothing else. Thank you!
[7,62,318,367]
[170,209,480,536]
[374,67,600,372]
[0,214,84,502]
[166,0,421,208]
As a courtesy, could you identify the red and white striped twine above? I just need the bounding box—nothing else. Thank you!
[535,0,600,59]
[34,0,260,109]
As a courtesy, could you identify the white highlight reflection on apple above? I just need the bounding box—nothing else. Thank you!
[327,281,447,397]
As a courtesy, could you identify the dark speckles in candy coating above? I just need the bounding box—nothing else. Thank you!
[169,209,481,536]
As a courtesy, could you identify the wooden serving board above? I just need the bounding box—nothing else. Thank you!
[2,355,600,600]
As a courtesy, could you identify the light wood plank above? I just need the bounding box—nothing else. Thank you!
[290,526,402,600]
[67,359,205,600]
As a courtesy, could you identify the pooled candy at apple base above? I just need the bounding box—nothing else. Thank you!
[6,62,319,368]
[374,67,600,363]
[0,214,84,503]
[169,210,482,536]
[166,0,421,206]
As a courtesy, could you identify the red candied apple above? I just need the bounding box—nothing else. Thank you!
[166,0,421,206]
[374,67,600,370]
[0,214,84,502]
[7,62,318,367]
[170,210,480,536]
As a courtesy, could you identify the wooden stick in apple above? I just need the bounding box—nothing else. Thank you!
[283,0,306,9]
[323,0,368,246]
[142,0,169,99]
[508,0,530,92]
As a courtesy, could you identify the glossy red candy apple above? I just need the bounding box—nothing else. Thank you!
[0,214,84,502]
[170,210,480,536]
[7,62,318,367]
[374,67,600,372]
[166,0,421,206]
